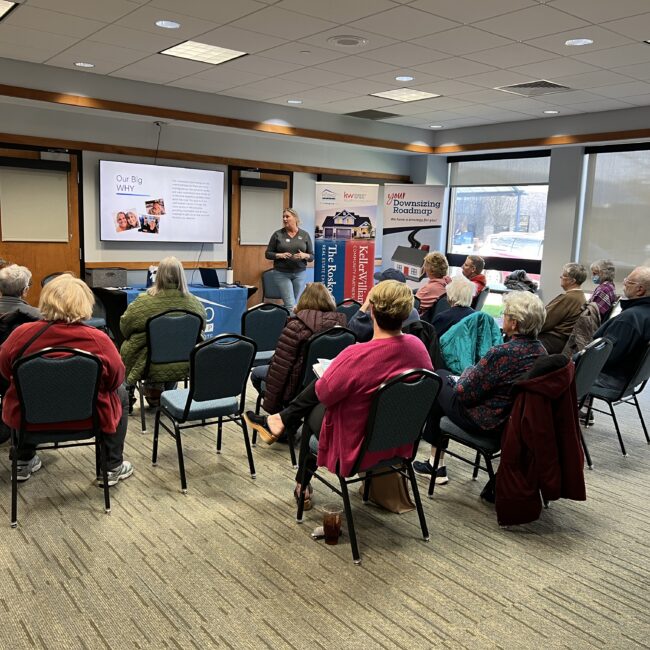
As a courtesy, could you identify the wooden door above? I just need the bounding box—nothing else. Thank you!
[0,151,81,307]
[230,170,292,305]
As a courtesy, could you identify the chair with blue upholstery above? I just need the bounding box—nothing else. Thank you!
[10,347,111,527]
[296,369,441,564]
[137,309,204,433]
[336,299,361,322]
[421,295,450,324]
[261,269,285,302]
[241,303,289,368]
[472,286,491,311]
[152,334,257,492]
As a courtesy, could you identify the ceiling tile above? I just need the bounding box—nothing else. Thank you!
[148,0,266,23]
[4,5,106,38]
[386,96,471,114]
[601,13,650,41]
[260,43,347,66]
[230,7,338,40]
[364,69,445,86]
[412,58,498,79]
[591,81,650,98]
[613,62,650,80]
[193,25,287,53]
[112,6,220,38]
[223,55,304,76]
[349,6,459,40]
[454,88,520,103]
[508,57,600,79]
[474,5,589,41]
[525,26,633,55]
[412,80,481,96]
[534,89,609,105]
[267,86,358,105]
[457,69,534,88]
[316,56,397,76]
[411,26,512,56]
[298,27,397,53]
[573,43,650,68]
[110,54,213,83]
[620,93,650,106]
[465,43,557,68]
[89,25,183,53]
[549,0,650,24]
[316,96,394,113]
[25,0,143,23]
[45,42,147,70]
[359,42,448,66]
[331,79,401,94]
[410,0,536,24]
[564,98,637,112]
[0,41,60,64]
[0,25,77,53]
[168,68,267,92]
[553,69,638,89]
[278,68,355,86]
[220,77,314,101]
[275,0,395,22]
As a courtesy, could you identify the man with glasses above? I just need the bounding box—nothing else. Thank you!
[591,266,650,392]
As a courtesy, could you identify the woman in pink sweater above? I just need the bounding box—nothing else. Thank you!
[415,251,451,315]
[245,280,433,509]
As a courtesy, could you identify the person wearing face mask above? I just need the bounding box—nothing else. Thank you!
[588,259,617,318]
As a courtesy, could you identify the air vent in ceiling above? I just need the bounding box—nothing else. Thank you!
[345,109,401,120]
[495,80,572,97]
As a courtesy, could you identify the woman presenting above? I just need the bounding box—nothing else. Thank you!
[265,208,313,311]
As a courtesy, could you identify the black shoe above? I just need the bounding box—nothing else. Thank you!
[244,411,280,444]
[480,478,496,504]
[413,460,448,484]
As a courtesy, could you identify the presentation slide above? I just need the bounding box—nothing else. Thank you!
[99,161,224,243]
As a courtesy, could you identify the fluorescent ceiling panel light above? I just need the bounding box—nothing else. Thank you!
[429,124,443,129]
[74,62,95,68]
[565,38,593,46]
[161,41,247,65]
[370,88,440,102]
[395,75,414,82]
[156,20,181,29]
[543,110,560,114]
[0,1,17,20]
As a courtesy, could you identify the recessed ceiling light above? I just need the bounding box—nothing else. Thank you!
[644,39,650,45]
[565,38,593,46]
[74,61,95,68]
[429,124,443,129]
[160,41,247,65]
[543,110,560,114]
[156,19,181,29]
[287,99,303,105]
[395,75,414,82]
[370,88,440,102]
[327,35,369,49]
[0,1,17,21]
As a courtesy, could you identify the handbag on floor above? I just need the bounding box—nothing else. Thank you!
[359,471,415,513]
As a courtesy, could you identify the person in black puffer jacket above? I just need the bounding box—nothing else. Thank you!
[251,283,347,414]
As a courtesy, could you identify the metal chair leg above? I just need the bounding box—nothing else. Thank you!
[295,454,310,523]
[287,426,297,469]
[152,409,161,465]
[407,462,429,541]
[632,394,649,444]
[608,401,628,457]
[216,417,223,454]
[11,444,18,528]
[580,426,593,469]
[241,417,256,479]
[99,438,111,514]
[173,424,188,493]
[428,443,444,497]
[138,382,147,433]
[339,478,361,564]
[362,471,372,503]
[472,451,481,480]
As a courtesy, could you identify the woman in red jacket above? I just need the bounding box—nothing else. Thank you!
[0,274,132,486]
[251,282,346,415]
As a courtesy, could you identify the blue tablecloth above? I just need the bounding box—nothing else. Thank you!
[123,285,248,338]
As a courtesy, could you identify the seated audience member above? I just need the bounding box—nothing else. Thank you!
[539,263,587,354]
[0,274,132,484]
[244,280,433,510]
[462,255,487,297]
[591,266,650,392]
[251,282,346,415]
[414,291,547,487]
[431,275,474,337]
[120,257,206,407]
[589,259,617,318]
[416,252,451,314]
[0,264,41,319]
[347,268,419,342]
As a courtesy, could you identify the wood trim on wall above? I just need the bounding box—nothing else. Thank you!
[85,261,228,270]
[0,132,410,182]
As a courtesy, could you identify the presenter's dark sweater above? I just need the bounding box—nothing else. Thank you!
[265,228,314,272]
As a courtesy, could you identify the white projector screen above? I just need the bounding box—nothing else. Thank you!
[99,160,224,243]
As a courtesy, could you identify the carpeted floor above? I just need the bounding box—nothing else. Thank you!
[0,383,648,649]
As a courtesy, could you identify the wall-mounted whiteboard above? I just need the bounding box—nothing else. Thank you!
[240,185,284,245]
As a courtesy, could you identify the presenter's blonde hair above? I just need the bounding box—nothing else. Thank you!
[283,207,300,225]
[39,274,94,323]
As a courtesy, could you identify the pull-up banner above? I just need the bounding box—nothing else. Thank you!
[314,183,378,303]
[380,184,445,286]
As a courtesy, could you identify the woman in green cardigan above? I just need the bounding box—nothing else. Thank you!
[120,257,206,406]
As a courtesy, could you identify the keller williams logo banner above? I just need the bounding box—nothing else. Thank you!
[315,183,378,303]
[381,184,445,286]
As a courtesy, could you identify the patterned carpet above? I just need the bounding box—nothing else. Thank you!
[0,383,648,649]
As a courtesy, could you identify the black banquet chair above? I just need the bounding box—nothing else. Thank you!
[585,341,650,457]
[152,333,257,493]
[421,295,450,324]
[573,337,613,468]
[336,299,361,322]
[241,303,289,367]
[261,269,285,302]
[10,347,112,527]
[137,309,204,433]
[472,286,490,311]
[296,369,441,564]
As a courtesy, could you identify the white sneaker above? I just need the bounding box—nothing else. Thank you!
[98,460,134,487]
[16,454,42,482]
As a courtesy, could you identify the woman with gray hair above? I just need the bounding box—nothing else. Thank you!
[414,291,547,488]
[589,259,617,317]
[431,275,475,337]
[539,262,587,354]
[119,257,206,407]
[0,264,41,319]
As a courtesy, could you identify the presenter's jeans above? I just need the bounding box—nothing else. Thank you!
[275,270,306,311]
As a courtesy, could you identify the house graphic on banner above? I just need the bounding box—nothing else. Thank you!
[319,209,373,240]
[390,246,427,282]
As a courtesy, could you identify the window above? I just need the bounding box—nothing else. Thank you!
[447,154,550,276]
[580,146,650,284]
